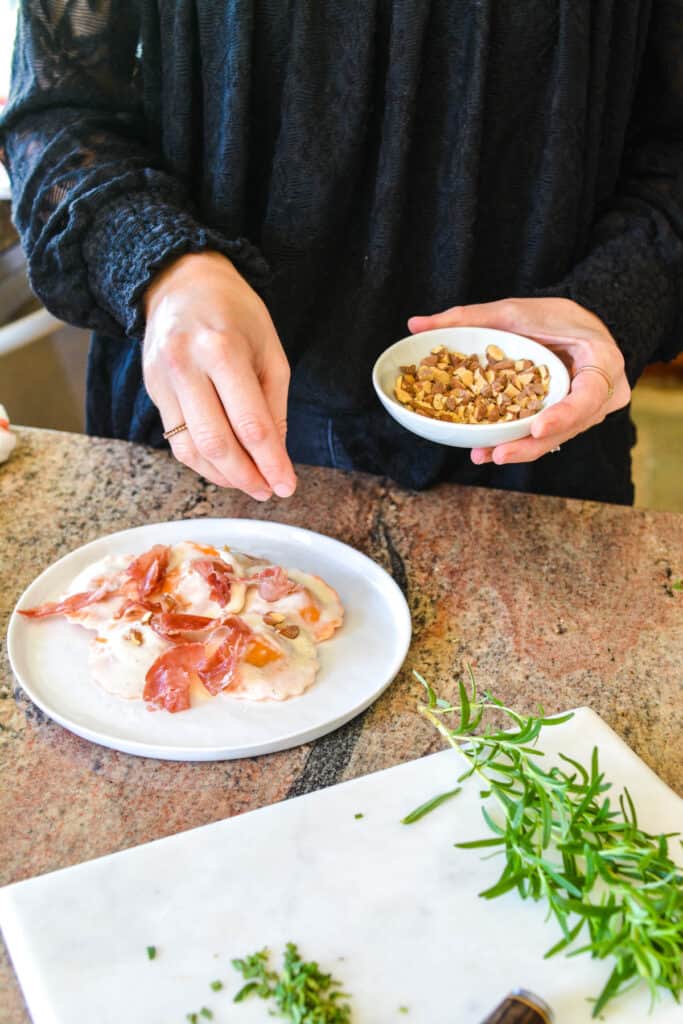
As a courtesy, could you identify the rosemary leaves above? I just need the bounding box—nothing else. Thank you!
[405,670,683,1018]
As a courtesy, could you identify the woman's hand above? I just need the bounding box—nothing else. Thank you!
[408,297,631,465]
[142,251,296,500]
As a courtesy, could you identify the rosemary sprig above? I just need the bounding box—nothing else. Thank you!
[232,942,352,1022]
[407,670,683,1018]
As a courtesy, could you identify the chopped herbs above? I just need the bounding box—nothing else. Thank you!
[673,578,682,591]
[354,813,364,819]
[232,943,352,1022]
[209,980,223,991]
[410,668,683,1018]
[146,945,157,961]
[200,1009,213,1020]
[398,1006,409,1014]
[186,1015,198,1024]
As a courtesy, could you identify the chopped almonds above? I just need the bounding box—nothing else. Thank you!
[394,344,549,424]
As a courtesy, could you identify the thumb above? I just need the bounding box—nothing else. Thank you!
[408,299,523,335]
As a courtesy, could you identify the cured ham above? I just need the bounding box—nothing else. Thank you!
[143,617,252,710]
[143,643,205,713]
[191,558,234,606]
[18,583,114,620]
[252,565,297,602]
[126,544,171,599]
[196,617,252,695]
[148,612,215,642]
[20,540,343,711]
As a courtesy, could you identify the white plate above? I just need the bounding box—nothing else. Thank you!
[7,519,411,761]
[373,326,571,447]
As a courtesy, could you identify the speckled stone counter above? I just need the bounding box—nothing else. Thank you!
[2,428,682,1021]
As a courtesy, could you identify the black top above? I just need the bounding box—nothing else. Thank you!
[2,1,682,503]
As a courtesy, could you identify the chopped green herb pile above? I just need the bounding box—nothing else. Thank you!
[146,945,157,961]
[232,943,352,1022]
[354,813,364,820]
[408,669,683,1018]
[209,980,223,992]
[673,578,683,592]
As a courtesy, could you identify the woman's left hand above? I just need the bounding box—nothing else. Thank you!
[407,297,631,465]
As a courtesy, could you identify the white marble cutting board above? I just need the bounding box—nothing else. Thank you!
[1,708,681,1024]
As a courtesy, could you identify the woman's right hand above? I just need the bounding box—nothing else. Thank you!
[142,251,296,501]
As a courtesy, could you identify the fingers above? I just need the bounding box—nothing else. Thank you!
[155,388,235,490]
[529,371,608,440]
[470,373,610,466]
[174,370,275,500]
[473,433,566,466]
[210,342,296,497]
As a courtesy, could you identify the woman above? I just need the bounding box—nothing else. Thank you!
[2,1,681,504]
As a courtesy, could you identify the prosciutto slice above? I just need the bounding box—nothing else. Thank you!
[252,565,297,602]
[19,583,114,620]
[143,643,205,714]
[126,545,171,600]
[198,617,252,695]
[192,558,233,606]
[149,612,216,642]
[143,616,252,710]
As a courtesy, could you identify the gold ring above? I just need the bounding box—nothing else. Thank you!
[162,422,188,440]
[572,364,614,400]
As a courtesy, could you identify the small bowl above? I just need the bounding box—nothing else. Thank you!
[372,326,570,448]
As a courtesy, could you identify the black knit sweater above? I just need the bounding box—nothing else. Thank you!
[2,1,683,503]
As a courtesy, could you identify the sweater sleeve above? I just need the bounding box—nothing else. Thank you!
[0,1,268,341]
[536,1,683,386]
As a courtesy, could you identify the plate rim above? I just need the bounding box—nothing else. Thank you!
[7,517,412,761]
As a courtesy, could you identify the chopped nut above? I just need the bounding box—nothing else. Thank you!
[393,344,550,425]
[454,366,474,389]
[486,344,505,362]
[125,628,143,646]
[263,611,286,626]
[278,624,300,639]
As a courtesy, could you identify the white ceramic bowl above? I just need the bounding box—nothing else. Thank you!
[372,326,570,448]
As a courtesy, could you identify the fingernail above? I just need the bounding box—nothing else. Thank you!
[252,489,272,502]
[273,481,295,498]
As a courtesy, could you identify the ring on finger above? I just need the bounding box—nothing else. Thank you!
[572,365,614,400]
[163,421,189,440]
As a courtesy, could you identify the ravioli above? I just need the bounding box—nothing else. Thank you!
[20,540,344,712]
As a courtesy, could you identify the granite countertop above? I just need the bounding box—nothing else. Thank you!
[2,427,682,1021]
